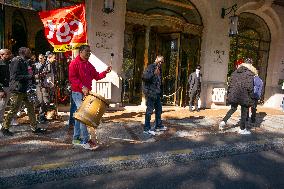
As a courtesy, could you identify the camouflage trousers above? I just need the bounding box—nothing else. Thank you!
[3,92,37,130]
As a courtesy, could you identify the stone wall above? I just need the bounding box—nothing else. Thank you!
[85,0,127,103]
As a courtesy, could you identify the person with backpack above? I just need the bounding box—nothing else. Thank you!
[219,58,257,134]
[247,73,263,123]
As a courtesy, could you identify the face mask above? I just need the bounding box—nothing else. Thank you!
[196,69,200,73]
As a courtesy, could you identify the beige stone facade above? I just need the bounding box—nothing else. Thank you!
[84,0,284,109]
[2,0,284,109]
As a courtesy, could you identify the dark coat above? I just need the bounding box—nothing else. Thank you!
[227,64,256,107]
[142,63,163,98]
[188,72,202,93]
[0,59,10,92]
[9,56,32,93]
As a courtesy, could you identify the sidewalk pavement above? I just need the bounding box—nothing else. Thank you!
[0,106,284,188]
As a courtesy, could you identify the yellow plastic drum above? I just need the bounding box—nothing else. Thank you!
[74,92,109,128]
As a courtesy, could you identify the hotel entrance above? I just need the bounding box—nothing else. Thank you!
[122,0,203,105]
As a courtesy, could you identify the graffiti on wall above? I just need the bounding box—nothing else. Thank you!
[213,50,225,64]
[95,20,114,50]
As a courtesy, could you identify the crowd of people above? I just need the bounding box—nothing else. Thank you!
[0,44,263,151]
[142,55,263,136]
[0,45,112,150]
[0,47,53,136]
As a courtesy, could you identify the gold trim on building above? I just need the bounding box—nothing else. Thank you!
[157,0,195,10]
[126,11,203,36]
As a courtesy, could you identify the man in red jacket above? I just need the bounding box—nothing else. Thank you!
[69,44,111,150]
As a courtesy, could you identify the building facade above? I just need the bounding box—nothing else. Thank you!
[1,0,284,109]
[85,0,284,109]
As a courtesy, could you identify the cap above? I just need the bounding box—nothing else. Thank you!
[45,51,54,57]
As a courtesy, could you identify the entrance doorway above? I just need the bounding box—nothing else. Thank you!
[229,13,271,100]
[11,10,27,55]
[122,25,201,105]
[123,0,203,105]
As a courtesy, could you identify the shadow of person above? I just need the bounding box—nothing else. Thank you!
[231,111,267,130]
[253,112,267,128]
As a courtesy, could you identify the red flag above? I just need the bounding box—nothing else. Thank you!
[39,4,87,52]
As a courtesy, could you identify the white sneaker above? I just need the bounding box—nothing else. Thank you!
[219,121,226,130]
[143,130,156,136]
[155,126,168,131]
[238,128,251,135]
[81,142,99,150]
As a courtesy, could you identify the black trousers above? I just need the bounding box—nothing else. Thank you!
[188,89,200,109]
[247,99,257,122]
[223,103,248,130]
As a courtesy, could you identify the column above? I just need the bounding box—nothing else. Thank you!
[0,4,5,48]
[141,25,151,106]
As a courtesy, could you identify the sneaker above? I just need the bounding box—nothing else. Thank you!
[32,127,46,134]
[81,142,99,150]
[143,130,156,136]
[219,121,226,131]
[72,139,82,146]
[155,126,168,131]
[1,128,14,136]
[238,128,251,135]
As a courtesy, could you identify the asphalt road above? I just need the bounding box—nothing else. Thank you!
[15,149,284,189]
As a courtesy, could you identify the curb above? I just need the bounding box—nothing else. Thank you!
[1,138,284,188]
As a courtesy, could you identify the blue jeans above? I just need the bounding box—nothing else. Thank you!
[144,96,162,131]
[68,95,77,126]
[72,92,89,143]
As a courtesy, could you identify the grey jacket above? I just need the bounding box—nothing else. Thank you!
[188,72,202,92]
[142,63,163,98]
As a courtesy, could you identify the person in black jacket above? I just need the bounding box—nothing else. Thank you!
[219,58,257,135]
[1,47,46,136]
[0,49,12,129]
[142,55,167,135]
